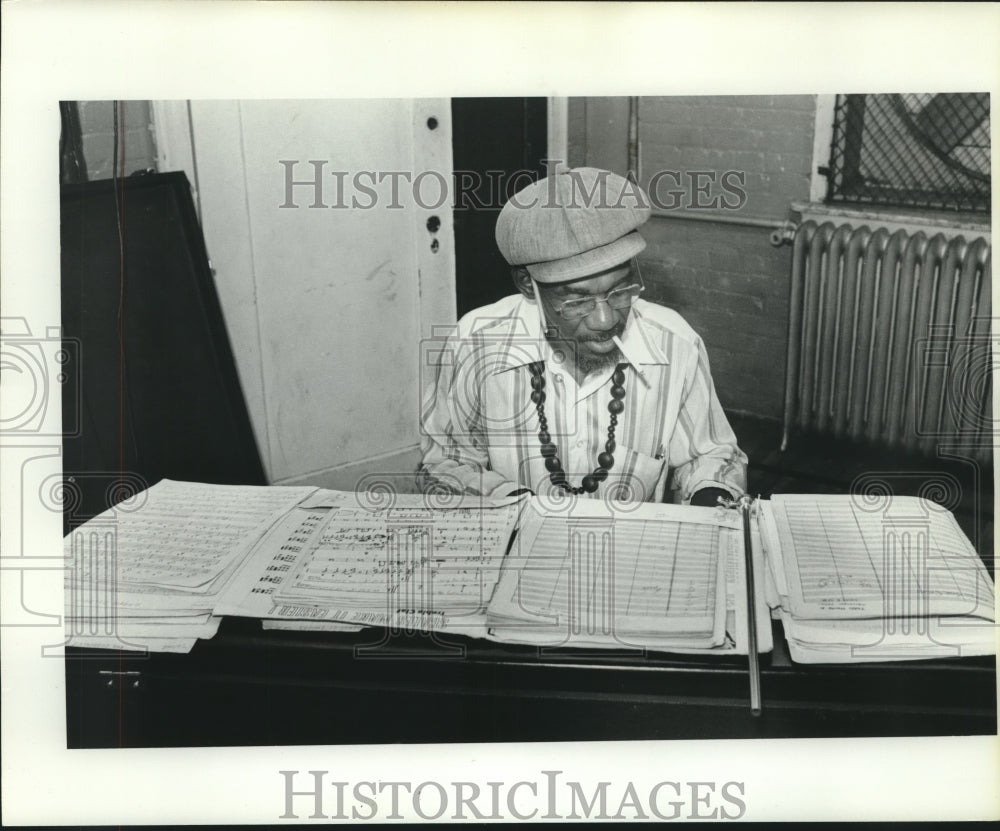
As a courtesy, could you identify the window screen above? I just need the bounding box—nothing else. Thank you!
[824,93,990,213]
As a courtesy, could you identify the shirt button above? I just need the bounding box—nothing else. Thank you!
[576,440,584,448]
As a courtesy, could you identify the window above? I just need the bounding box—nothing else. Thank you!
[822,93,990,213]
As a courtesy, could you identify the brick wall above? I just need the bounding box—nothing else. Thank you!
[76,100,157,181]
[568,95,817,420]
[638,221,795,419]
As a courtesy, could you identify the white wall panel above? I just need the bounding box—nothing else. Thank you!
[187,100,271,475]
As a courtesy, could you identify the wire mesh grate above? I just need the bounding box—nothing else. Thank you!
[825,93,990,213]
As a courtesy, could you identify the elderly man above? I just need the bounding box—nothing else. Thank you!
[419,167,746,506]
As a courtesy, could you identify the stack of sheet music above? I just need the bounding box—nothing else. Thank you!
[485,499,773,655]
[63,480,995,665]
[758,494,997,663]
[64,479,316,653]
[215,490,525,639]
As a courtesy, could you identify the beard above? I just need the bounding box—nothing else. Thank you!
[575,327,625,375]
[576,346,621,375]
[544,322,626,377]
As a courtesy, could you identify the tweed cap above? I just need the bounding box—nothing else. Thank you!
[495,167,651,283]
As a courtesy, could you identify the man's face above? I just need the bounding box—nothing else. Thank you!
[535,262,634,373]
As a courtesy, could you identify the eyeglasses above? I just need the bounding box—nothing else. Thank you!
[552,284,644,320]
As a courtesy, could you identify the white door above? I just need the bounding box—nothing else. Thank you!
[153,99,455,489]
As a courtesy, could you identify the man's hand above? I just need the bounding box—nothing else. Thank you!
[689,487,733,507]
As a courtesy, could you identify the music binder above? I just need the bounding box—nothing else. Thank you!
[484,494,772,713]
[757,493,996,664]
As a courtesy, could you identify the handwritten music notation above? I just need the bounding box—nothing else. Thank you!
[240,510,330,600]
[67,479,316,593]
[510,517,722,637]
[63,479,319,653]
[487,500,735,649]
[215,495,525,631]
[275,503,521,613]
[770,494,996,620]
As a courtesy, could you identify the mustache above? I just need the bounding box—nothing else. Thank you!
[579,326,625,343]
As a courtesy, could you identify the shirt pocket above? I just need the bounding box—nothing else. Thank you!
[600,444,666,503]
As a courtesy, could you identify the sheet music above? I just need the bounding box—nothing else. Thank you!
[62,635,199,653]
[488,500,736,649]
[66,615,221,639]
[261,619,364,633]
[770,494,995,621]
[757,502,790,604]
[215,493,524,633]
[64,479,317,652]
[297,489,354,510]
[778,610,998,663]
[67,479,317,592]
[778,610,998,647]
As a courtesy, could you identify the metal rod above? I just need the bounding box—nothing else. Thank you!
[649,208,787,231]
[741,495,762,716]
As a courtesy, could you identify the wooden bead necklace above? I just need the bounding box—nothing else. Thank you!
[528,361,626,494]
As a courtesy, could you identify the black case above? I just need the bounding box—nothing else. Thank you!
[60,171,266,529]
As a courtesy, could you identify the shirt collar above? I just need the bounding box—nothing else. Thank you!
[491,297,670,374]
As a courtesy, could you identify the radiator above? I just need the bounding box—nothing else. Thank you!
[782,220,993,463]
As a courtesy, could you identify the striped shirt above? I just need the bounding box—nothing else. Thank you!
[419,294,747,503]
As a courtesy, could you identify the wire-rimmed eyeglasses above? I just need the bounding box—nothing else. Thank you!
[552,283,644,320]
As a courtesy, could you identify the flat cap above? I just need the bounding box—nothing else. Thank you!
[495,167,651,283]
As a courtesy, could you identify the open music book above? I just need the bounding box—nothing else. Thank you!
[758,494,997,663]
[485,498,772,656]
[65,481,996,663]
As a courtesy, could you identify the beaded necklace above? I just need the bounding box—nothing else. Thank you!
[528,361,626,495]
